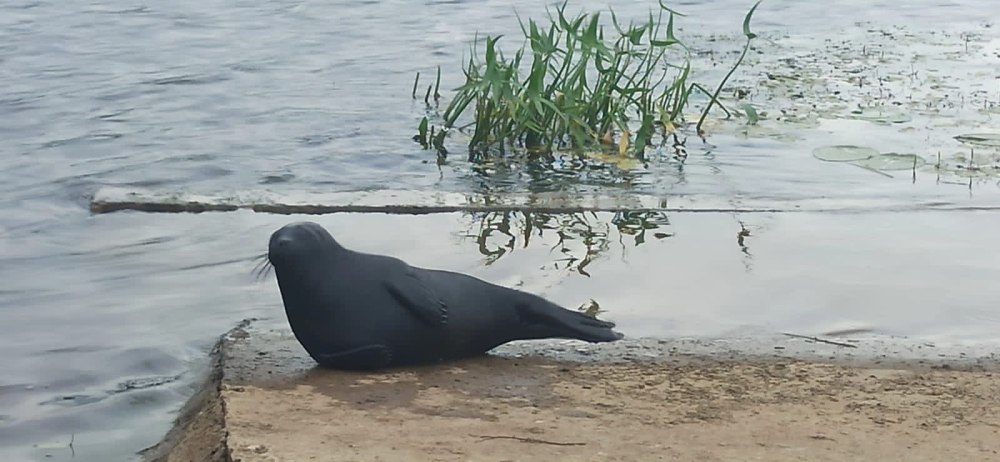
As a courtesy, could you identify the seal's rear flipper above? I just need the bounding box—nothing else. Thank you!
[516,299,624,343]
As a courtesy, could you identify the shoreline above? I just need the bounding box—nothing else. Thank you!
[146,322,1000,461]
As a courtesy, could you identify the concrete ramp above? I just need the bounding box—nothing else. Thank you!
[147,322,1000,461]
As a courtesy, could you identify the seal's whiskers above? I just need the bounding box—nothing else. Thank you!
[252,252,273,281]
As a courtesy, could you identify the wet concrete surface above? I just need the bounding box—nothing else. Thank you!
[225,320,1000,387]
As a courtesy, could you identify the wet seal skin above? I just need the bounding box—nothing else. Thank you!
[265,221,623,371]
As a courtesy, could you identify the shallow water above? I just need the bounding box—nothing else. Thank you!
[2,0,1000,460]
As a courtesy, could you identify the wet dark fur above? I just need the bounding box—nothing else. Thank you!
[265,221,623,371]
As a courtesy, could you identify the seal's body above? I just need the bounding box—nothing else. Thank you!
[267,221,623,370]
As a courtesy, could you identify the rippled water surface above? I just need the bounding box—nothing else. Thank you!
[2,0,1000,460]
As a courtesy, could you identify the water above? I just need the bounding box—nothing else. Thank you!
[1,0,999,460]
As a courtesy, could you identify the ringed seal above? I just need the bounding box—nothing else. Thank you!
[265,221,623,370]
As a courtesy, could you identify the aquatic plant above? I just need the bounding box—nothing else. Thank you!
[414,1,762,159]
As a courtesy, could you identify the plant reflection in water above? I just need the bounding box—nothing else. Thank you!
[461,210,673,276]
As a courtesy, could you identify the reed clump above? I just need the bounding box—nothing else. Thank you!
[413,1,762,159]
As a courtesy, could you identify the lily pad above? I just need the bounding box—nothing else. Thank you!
[854,153,927,171]
[848,108,912,124]
[954,133,1000,148]
[950,151,999,167]
[737,124,804,142]
[812,145,878,162]
[948,167,992,179]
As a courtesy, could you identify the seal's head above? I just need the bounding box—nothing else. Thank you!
[264,222,346,344]
[267,221,342,271]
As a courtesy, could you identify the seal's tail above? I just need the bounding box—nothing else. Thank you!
[517,299,624,343]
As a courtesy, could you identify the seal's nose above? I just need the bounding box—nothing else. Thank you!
[276,237,292,247]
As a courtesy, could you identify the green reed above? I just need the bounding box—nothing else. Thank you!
[415,1,762,158]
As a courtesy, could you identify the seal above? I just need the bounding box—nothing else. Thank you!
[266,221,624,370]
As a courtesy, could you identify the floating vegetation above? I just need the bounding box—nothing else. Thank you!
[954,133,1000,148]
[415,1,763,159]
[813,137,1000,182]
[933,147,1000,182]
[848,108,912,124]
[812,145,925,177]
[462,210,672,275]
[709,20,1000,159]
[812,145,879,162]
[854,153,926,171]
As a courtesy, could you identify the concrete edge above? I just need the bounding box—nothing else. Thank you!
[88,187,1000,215]
[137,320,256,462]
[491,335,1000,373]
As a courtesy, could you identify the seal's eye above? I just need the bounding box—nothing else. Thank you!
[268,233,300,263]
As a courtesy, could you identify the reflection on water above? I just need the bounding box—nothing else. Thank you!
[463,210,672,275]
[613,211,675,245]
[736,221,754,271]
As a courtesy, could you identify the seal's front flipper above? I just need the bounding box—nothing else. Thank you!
[384,266,449,327]
[313,344,393,371]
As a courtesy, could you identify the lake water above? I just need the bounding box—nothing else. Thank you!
[1,0,999,460]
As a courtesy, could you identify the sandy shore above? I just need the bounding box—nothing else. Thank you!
[146,324,1000,462]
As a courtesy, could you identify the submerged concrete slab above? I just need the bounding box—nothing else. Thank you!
[151,322,1000,461]
[89,187,1000,215]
